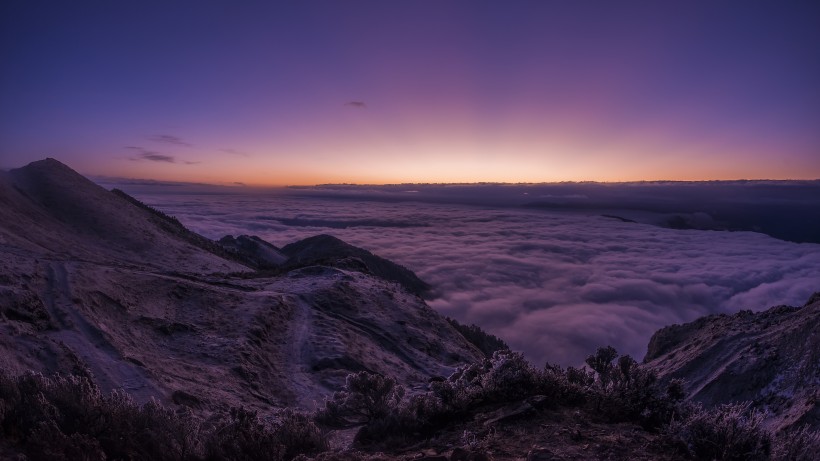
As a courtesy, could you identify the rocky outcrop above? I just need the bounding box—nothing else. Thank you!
[644,293,820,431]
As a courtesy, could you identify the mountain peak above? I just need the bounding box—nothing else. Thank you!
[3,158,246,273]
[12,157,96,189]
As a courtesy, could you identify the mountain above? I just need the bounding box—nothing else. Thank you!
[0,159,483,411]
[280,234,432,296]
[218,234,288,269]
[644,293,820,431]
[0,158,247,273]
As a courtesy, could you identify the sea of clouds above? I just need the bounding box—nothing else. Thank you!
[119,184,820,367]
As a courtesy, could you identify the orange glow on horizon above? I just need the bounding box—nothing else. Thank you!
[85,139,820,187]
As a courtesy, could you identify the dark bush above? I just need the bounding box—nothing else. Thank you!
[583,347,685,429]
[430,350,543,412]
[664,402,771,461]
[315,372,405,428]
[204,407,284,461]
[273,408,329,461]
[0,369,326,461]
[772,426,820,461]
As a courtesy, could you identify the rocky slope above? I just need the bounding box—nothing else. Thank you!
[0,159,484,412]
[644,293,820,431]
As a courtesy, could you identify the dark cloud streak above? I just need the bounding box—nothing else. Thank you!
[344,101,366,109]
[148,134,192,146]
[123,146,201,165]
[125,146,176,163]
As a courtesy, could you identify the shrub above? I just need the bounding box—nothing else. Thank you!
[273,408,329,461]
[0,371,105,445]
[582,347,685,429]
[771,426,820,461]
[430,350,543,412]
[542,364,588,405]
[315,372,405,429]
[0,369,326,461]
[586,346,618,390]
[204,407,285,461]
[664,402,771,460]
[203,406,327,461]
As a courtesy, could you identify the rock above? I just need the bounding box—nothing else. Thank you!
[482,401,535,427]
[527,395,550,409]
[450,448,491,461]
[526,448,557,461]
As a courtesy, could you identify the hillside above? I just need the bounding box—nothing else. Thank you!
[645,293,820,432]
[0,159,484,411]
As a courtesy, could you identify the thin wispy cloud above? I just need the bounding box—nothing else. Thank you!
[140,153,176,163]
[124,146,200,164]
[148,134,192,147]
[125,146,176,163]
[344,101,366,109]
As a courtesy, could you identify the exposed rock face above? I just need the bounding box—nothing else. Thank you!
[644,294,820,431]
[0,159,483,412]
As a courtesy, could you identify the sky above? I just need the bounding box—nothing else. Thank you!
[2,1,819,185]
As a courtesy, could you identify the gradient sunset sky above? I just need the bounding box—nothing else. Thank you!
[1,1,818,185]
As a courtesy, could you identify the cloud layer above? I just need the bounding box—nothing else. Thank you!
[125,188,820,367]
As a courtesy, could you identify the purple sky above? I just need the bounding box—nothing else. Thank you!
[2,1,818,184]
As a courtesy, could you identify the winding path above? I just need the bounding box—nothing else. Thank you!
[43,261,160,401]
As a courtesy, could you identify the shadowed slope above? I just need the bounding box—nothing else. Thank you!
[2,158,247,273]
[644,293,820,431]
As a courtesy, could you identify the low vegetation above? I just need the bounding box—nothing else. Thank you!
[2,346,816,460]
[0,371,326,461]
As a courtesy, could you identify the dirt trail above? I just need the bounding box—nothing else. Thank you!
[282,294,320,408]
[43,261,161,402]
